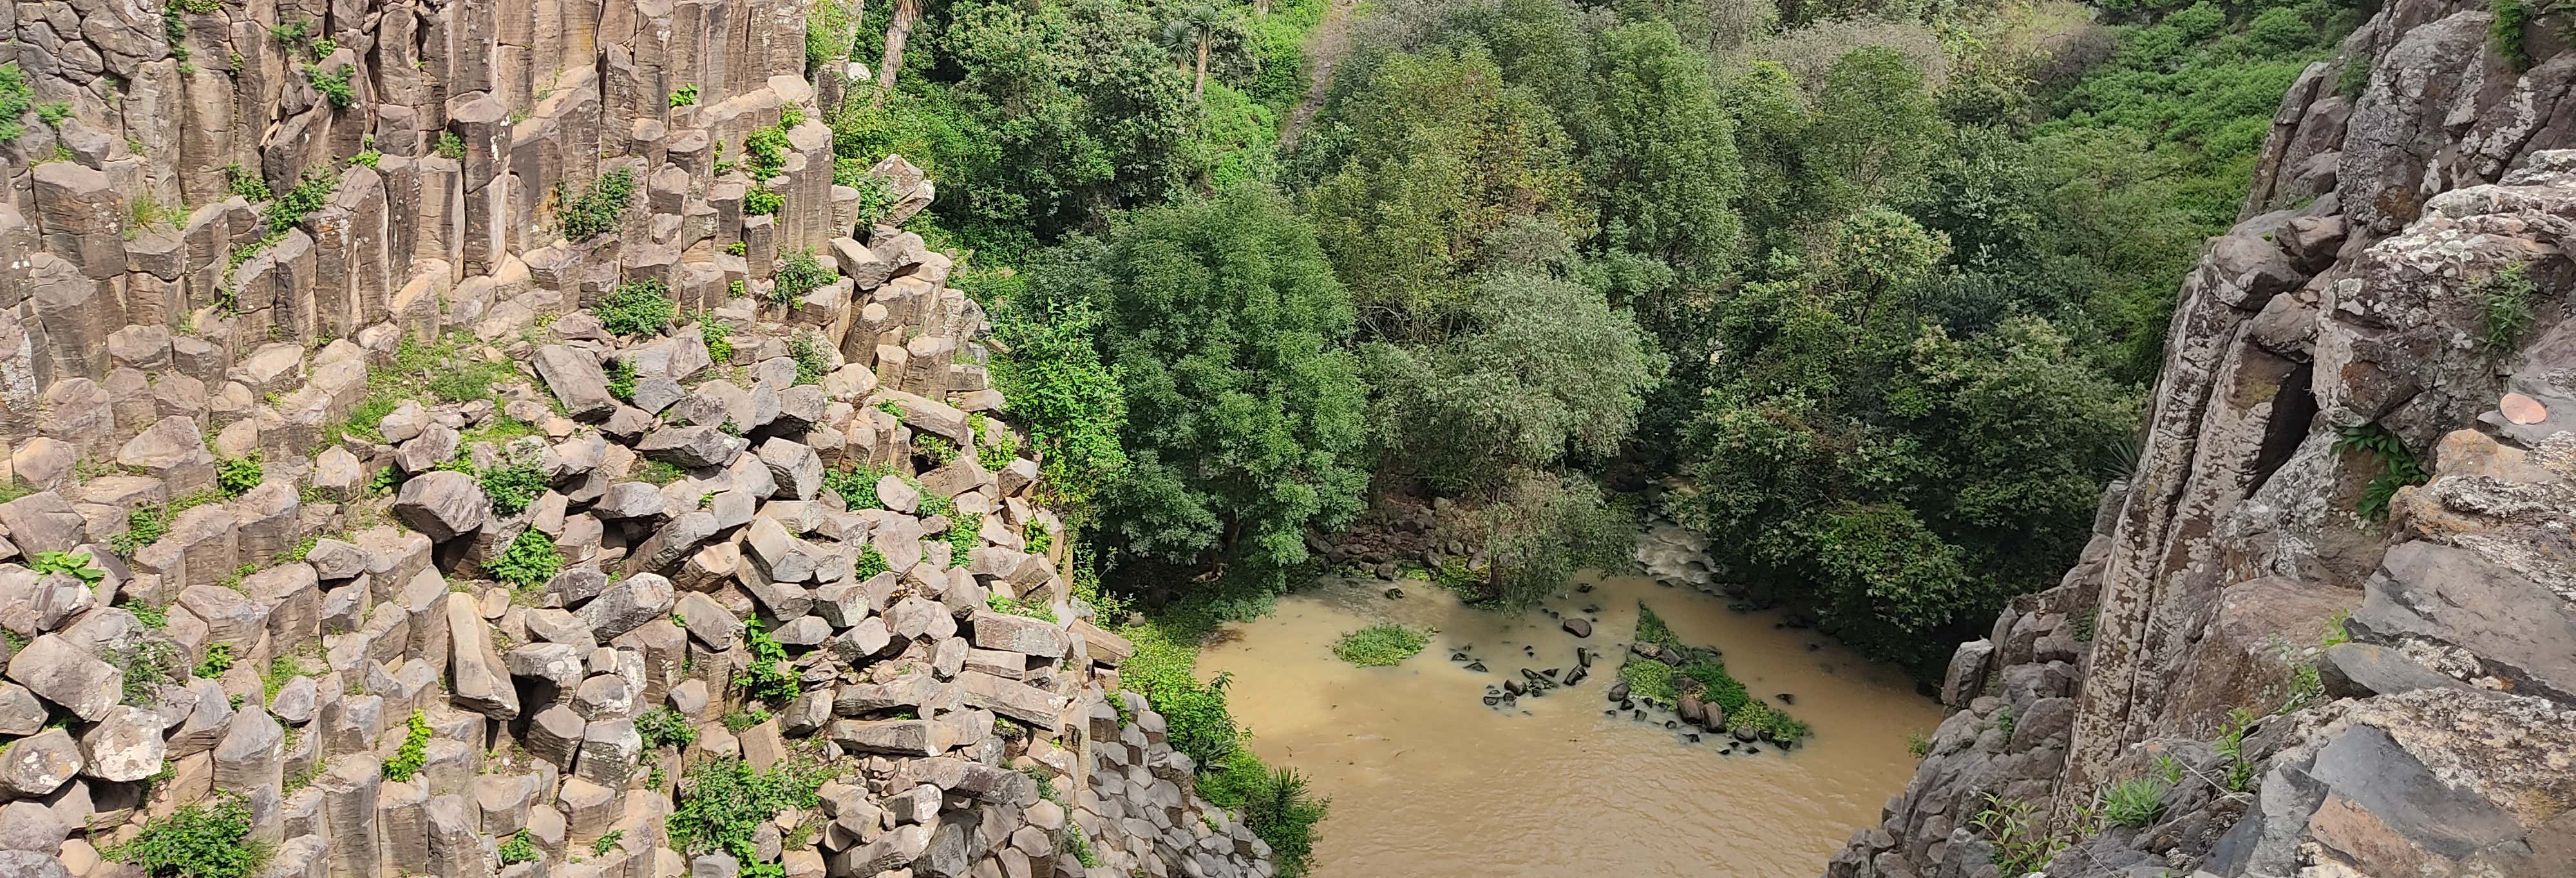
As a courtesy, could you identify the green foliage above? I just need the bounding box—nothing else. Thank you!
[489,531,562,589]
[1616,658,1678,705]
[973,417,1019,470]
[1906,732,1931,758]
[721,707,771,732]
[195,642,235,678]
[109,793,270,878]
[2477,262,2537,352]
[990,270,1128,520]
[913,434,959,467]
[496,830,538,865]
[2215,707,2260,792]
[633,460,685,486]
[1044,187,1367,593]
[591,830,625,857]
[104,636,179,705]
[2099,776,2169,828]
[109,508,167,557]
[1970,794,2065,877]
[264,171,339,233]
[772,252,831,304]
[665,758,828,878]
[347,149,381,168]
[1303,46,1587,337]
[789,332,830,385]
[740,619,800,701]
[1060,830,1101,868]
[2334,423,2428,521]
[699,316,735,362]
[743,187,784,215]
[35,101,73,128]
[943,511,982,564]
[558,169,637,242]
[743,126,791,180]
[1329,624,1427,667]
[382,709,431,780]
[32,550,105,585]
[854,544,890,580]
[214,453,263,497]
[1199,760,1327,878]
[223,164,272,200]
[0,64,33,144]
[605,357,637,402]
[2492,0,2535,71]
[479,463,547,516]
[306,63,355,110]
[598,280,677,336]
[669,84,699,108]
[824,463,889,510]
[433,131,465,160]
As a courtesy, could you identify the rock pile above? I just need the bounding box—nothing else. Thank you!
[0,2,1276,878]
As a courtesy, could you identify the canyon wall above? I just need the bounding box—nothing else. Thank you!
[1830,1,2576,876]
[0,3,1275,878]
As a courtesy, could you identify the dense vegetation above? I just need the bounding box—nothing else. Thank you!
[807,0,2358,864]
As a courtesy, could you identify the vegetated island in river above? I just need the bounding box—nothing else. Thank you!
[1610,602,1814,751]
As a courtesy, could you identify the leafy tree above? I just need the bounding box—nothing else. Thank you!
[1804,46,1946,216]
[1063,187,1368,592]
[1302,45,1587,341]
[1367,272,1663,492]
[1578,21,1745,290]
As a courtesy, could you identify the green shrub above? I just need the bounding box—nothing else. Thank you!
[914,434,958,467]
[558,168,637,242]
[222,164,272,200]
[216,453,263,497]
[104,637,179,705]
[743,187,783,216]
[33,550,105,585]
[591,830,624,857]
[0,64,32,144]
[2478,263,2537,352]
[789,332,830,385]
[489,531,562,589]
[636,706,698,749]
[347,149,381,168]
[497,830,538,865]
[854,544,889,579]
[772,251,830,304]
[195,642,235,678]
[665,758,828,878]
[699,316,735,362]
[606,357,637,402]
[2099,776,2169,828]
[740,619,799,701]
[2493,0,2535,71]
[598,280,676,336]
[109,793,270,878]
[944,511,982,566]
[1060,831,1101,869]
[823,464,888,510]
[1217,764,1325,878]
[723,240,747,257]
[35,101,71,128]
[306,64,355,110]
[1329,624,1427,667]
[743,126,791,180]
[669,84,699,108]
[974,417,1019,470]
[1616,658,1678,705]
[478,463,547,516]
[2334,423,2428,521]
[382,709,431,781]
[433,131,464,160]
[264,171,338,233]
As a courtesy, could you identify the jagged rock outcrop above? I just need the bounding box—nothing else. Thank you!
[1828,2,2576,877]
[0,3,1276,878]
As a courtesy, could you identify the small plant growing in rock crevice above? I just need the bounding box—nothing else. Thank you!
[2476,262,2537,352]
[195,642,236,678]
[557,168,636,242]
[305,63,355,110]
[823,463,889,510]
[489,530,562,589]
[2098,775,2169,828]
[664,757,828,878]
[2333,423,2427,521]
[606,357,638,402]
[743,187,784,216]
[216,453,264,497]
[636,705,698,749]
[33,549,106,584]
[433,131,466,160]
[740,619,800,701]
[597,279,677,336]
[382,709,432,781]
[1329,623,1428,667]
[699,315,736,362]
[497,830,539,865]
[772,252,831,305]
[1969,793,2065,877]
[668,84,699,108]
[478,463,548,516]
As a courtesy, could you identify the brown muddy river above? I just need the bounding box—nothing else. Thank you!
[1197,570,1944,878]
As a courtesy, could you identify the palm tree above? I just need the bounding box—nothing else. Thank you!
[873,0,920,104]
[1162,5,1221,99]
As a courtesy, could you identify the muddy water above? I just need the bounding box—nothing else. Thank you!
[1197,572,1944,877]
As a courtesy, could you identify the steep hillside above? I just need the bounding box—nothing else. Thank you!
[0,3,1273,878]
[1830,1,2576,875]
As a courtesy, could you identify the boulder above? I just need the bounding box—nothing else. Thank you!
[533,345,618,420]
[392,471,489,541]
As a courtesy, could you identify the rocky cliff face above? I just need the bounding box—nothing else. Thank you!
[0,4,1274,878]
[1829,2,2576,877]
